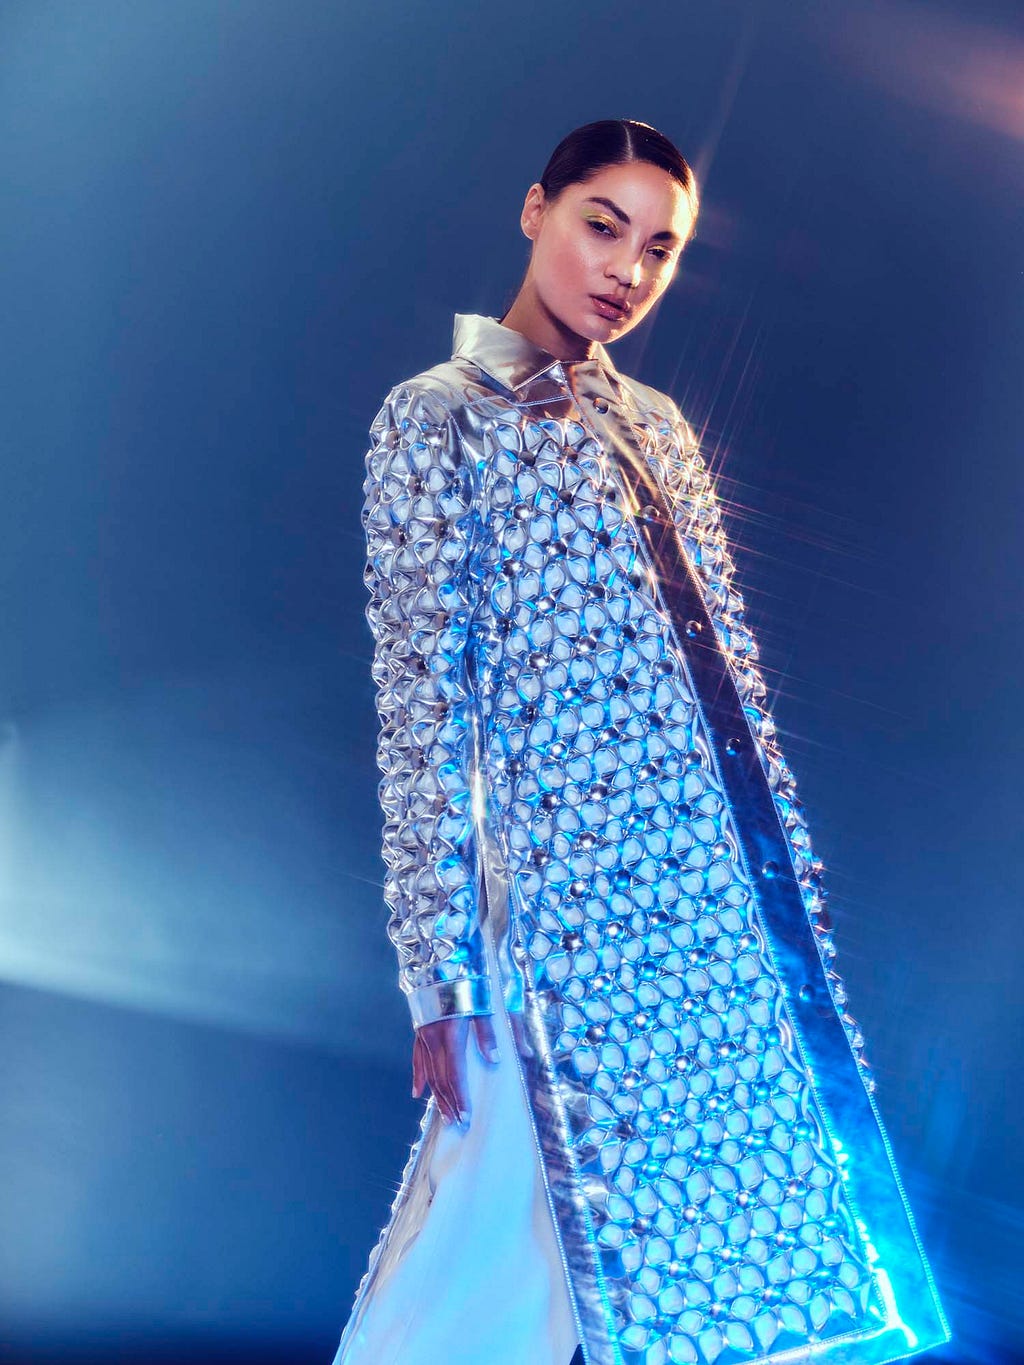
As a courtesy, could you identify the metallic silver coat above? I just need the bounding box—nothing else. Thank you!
[350,314,948,1365]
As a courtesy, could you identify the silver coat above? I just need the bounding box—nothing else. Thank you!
[350,313,948,1365]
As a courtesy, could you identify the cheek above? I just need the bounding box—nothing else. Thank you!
[540,228,598,292]
[639,270,670,303]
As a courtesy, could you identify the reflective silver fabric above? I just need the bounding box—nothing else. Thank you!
[354,314,948,1365]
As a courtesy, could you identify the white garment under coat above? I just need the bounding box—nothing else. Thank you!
[332,918,580,1365]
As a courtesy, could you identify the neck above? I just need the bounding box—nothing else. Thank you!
[499,291,596,364]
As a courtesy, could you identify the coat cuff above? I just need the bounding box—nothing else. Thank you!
[407,975,492,1029]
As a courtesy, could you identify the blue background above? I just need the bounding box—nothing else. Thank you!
[1,1,1021,1361]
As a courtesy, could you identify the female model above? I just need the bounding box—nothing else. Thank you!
[333,119,948,1365]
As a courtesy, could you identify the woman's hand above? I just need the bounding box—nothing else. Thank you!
[412,1014,499,1129]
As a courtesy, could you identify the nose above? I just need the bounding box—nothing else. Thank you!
[608,243,644,291]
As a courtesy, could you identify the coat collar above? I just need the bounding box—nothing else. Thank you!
[451,312,624,396]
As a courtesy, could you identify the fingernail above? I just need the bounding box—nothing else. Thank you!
[485,1046,500,1064]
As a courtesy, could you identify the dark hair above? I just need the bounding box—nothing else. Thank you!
[539,118,698,239]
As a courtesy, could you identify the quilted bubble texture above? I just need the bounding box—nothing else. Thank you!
[360,367,892,1364]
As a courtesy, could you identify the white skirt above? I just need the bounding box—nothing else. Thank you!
[332,923,581,1365]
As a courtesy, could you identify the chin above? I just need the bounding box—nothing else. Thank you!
[594,315,634,342]
[576,310,628,342]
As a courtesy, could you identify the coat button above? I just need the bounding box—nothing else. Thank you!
[591,394,610,412]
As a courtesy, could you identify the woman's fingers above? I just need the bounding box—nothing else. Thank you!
[472,1014,500,1065]
[415,1018,470,1127]
[427,1028,458,1125]
[441,1020,471,1128]
[413,1022,447,1119]
[412,1014,503,1129]
[426,1027,459,1125]
[411,1032,426,1099]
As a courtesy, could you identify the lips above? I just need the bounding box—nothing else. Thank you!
[592,295,630,319]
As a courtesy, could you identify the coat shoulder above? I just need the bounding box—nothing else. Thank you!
[371,358,481,432]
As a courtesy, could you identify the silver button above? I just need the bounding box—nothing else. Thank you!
[591,395,610,412]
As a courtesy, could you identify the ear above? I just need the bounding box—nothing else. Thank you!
[520,182,546,242]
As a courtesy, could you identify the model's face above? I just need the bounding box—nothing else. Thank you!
[522,161,694,347]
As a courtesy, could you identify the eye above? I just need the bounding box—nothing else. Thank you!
[588,218,674,264]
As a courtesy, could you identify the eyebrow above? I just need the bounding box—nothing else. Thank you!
[583,195,683,245]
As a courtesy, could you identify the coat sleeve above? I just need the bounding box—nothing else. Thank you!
[361,377,492,1029]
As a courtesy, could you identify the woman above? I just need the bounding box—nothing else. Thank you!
[333,120,948,1365]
